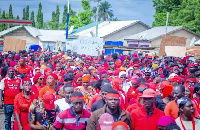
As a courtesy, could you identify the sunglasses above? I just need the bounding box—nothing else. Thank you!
[39,78,44,80]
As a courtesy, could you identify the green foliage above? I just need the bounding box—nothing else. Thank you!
[153,0,200,34]
[55,5,60,29]
[0,10,7,31]
[22,8,26,20]
[26,5,29,20]
[36,2,43,29]
[31,11,35,27]
[93,1,114,21]
[16,15,19,20]
[9,4,13,19]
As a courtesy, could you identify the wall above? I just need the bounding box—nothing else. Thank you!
[3,28,39,49]
[151,29,200,47]
[103,23,150,46]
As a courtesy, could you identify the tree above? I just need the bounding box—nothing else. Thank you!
[26,5,29,20]
[153,0,200,34]
[22,7,26,20]
[36,2,43,29]
[93,1,114,21]
[59,4,79,30]
[16,15,19,20]
[55,5,60,29]
[9,4,13,19]
[30,11,35,27]
[0,10,7,31]
[78,0,93,26]
[49,11,56,30]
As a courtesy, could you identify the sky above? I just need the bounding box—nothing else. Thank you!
[0,0,155,26]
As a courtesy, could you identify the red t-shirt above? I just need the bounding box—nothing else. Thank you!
[131,106,165,130]
[193,97,200,114]
[18,65,31,74]
[1,77,22,104]
[31,84,44,98]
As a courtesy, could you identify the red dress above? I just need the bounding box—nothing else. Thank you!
[193,97,200,114]
[14,92,37,130]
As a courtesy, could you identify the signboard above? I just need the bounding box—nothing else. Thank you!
[165,46,186,57]
[77,36,104,56]
[3,37,26,53]
[159,35,187,56]
[186,46,200,59]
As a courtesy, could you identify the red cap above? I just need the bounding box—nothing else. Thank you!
[140,88,156,98]
[43,92,55,110]
[169,75,182,83]
[48,73,58,80]
[112,121,129,130]
[99,113,114,129]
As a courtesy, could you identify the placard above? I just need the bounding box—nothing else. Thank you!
[3,37,26,53]
[77,36,104,56]
[165,46,186,57]
[186,46,200,59]
[159,35,187,56]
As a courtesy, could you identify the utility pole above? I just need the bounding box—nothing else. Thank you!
[91,0,101,37]
[165,12,169,34]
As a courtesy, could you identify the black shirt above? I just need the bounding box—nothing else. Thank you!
[91,99,106,112]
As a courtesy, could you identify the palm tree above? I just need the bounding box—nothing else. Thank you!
[93,1,114,21]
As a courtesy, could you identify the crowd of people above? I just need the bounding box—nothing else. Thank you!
[0,48,200,130]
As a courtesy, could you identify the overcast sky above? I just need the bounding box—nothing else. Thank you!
[0,0,155,26]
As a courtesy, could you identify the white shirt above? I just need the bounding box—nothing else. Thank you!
[54,98,71,112]
[175,116,200,130]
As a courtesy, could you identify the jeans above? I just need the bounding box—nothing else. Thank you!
[4,104,14,130]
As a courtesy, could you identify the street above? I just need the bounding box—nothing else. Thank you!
[0,109,5,130]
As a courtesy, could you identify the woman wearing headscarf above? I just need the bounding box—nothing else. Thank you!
[14,78,37,130]
[112,78,128,110]
[127,75,140,101]
[75,74,96,106]
[119,71,130,93]
[72,73,83,88]
[175,97,200,129]
[31,73,44,98]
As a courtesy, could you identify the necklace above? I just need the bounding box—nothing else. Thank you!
[180,115,195,130]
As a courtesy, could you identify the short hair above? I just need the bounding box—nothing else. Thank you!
[63,73,74,81]
[71,92,83,97]
[165,123,181,130]
[194,83,200,94]
[174,84,185,93]
[106,89,119,94]
[94,80,103,90]
[63,84,73,90]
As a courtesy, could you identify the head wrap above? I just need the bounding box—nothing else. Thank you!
[131,75,139,84]
[119,71,126,78]
[112,121,129,130]
[162,85,174,98]
[22,78,32,86]
[100,71,107,78]
[152,64,159,69]
[168,75,182,84]
[9,61,18,67]
[44,67,52,75]
[14,55,20,60]
[177,97,192,109]
[33,73,43,84]
[71,92,84,101]
[112,78,123,91]
[158,116,176,127]
[82,74,90,82]
[105,89,119,98]
[48,73,58,80]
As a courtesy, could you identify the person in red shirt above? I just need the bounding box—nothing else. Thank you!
[14,78,37,130]
[53,92,91,130]
[131,89,165,130]
[0,67,22,130]
[31,73,44,98]
[18,58,31,75]
[193,83,200,113]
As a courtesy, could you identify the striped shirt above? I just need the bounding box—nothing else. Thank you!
[53,107,91,130]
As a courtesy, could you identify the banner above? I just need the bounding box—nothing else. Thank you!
[159,35,187,56]
[165,46,186,57]
[77,36,104,56]
[3,37,26,53]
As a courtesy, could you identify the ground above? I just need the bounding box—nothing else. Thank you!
[0,109,5,130]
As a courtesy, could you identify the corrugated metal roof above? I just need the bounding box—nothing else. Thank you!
[39,30,66,42]
[0,26,41,37]
[71,21,103,34]
[124,26,185,41]
[72,20,146,38]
